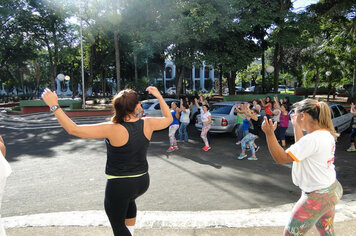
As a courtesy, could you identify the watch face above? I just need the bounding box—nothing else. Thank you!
[50,106,59,112]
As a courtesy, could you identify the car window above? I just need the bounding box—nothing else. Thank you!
[337,105,347,116]
[154,101,179,110]
[210,105,233,114]
[142,102,154,109]
[331,106,341,118]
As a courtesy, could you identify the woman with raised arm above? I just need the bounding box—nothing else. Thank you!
[177,98,190,143]
[0,135,11,236]
[262,98,343,236]
[194,97,212,151]
[260,96,272,120]
[167,102,180,152]
[274,96,289,148]
[42,86,172,236]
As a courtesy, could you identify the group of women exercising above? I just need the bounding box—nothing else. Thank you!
[0,86,344,236]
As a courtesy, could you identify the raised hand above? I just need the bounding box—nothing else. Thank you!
[146,86,161,98]
[41,88,59,107]
[261,116,277,135]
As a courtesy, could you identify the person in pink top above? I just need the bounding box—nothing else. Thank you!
[274,97,289,148]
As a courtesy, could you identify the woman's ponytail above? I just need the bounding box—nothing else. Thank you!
[317,102,339,139]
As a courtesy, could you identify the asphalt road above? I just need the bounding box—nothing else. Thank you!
[1,113,355,217]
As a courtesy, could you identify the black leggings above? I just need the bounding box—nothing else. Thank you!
[104,173,150,236]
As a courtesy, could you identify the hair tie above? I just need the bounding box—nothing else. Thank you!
[316,102,320,107]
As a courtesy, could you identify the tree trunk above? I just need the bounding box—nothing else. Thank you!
[88,38,97,95]
[47,43,56,91]
[273,43,281,94]
[228,71,236,95]
[313,66,320,99]
[261,50,266,93]
[176,66,185,98]
[33,61,41,97]
[352,58,356,103]
[146,59,149,81]
[114,31,121,91]
[134,53,138,84]
[219,64,223,96]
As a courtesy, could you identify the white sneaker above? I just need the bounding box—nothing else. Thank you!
[346,146,356,152]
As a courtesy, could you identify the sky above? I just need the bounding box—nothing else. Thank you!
[293,0,320,12]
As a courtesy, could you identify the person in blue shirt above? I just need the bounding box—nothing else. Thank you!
[167,102,180,152]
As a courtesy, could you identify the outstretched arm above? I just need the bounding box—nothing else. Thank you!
[261,117,294,164]
[41,89,112,139]
[351,103,356,115]
[194,98,201,109]
[0,135,5,157]
[144,86,173,131]
[274,97,281,109]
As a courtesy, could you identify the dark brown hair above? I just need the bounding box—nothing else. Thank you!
[111,89,139,123]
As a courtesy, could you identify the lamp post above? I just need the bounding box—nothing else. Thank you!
[64,75,71,95]
[80,16,85,109]
[266,66,274,92]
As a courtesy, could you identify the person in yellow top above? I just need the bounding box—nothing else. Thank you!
[262,98,343,236]
[42,86,172,236]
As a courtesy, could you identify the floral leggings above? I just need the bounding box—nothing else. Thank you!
[284,181,343,236]
[241,133,257,154]
[201,124,211,147]
[169,124,179,147]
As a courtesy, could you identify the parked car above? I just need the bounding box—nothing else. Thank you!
[285,103,353,137]
[166,87,176,95]
[141,98,198,122]
[245,86,255,92]
[195,101,243,137]
[235,86,245,91]
[278,85,290,92]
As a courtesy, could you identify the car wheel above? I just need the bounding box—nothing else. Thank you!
[231,125,238,138]
[190,112,198,124]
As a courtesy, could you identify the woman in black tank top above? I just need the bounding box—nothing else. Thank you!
[42,86,173,236]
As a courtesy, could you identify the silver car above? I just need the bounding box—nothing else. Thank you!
[285,103,353,137]
[141,98,198,121]
[195,101,243,136]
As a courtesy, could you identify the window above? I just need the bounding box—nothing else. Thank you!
[195,68,200,78]
[210,105,233,114]
[331,106,341,118]
[142,102,154,109]
[204,68,210,78]
[166,67,172,78]
[337,105,347,116]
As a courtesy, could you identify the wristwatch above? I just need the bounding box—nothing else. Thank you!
[50,105,60,112]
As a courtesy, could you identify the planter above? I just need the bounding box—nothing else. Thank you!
[64,109,112,118]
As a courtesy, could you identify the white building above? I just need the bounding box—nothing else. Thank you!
[156,60,217,93]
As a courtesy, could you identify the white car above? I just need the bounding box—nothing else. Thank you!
[166,87,176,95]
[285,103,352,137]
[141,98,198,122]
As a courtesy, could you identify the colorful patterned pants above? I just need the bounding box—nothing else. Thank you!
[201,124,211,147]
[169,124,179,147]
[284,181,343,236]
[241,133,257,154]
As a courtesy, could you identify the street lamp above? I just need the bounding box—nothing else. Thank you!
[64,76,71,95]
[266,66,274,74]
[326,71,331,77]
[79,14,85,109]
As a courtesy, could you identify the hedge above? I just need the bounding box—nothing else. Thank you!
[20,99,82,107]
[223,93,304,104]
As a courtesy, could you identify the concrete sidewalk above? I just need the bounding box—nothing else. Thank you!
[6,219,356,236]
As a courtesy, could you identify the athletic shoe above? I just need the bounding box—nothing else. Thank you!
[237,154,247,160]
[346,146,356,152]
[235,141,241,145]
[247,156,258,161]
[167,147,175,152]
[173,146,179,150]
[177,140,184,143]
[255,146,260,152]
[204,146,211,151]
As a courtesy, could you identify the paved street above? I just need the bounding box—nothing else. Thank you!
[1,111,355,219]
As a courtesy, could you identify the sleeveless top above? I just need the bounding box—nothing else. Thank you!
[170,110,179,126]
[105,119,149,176]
